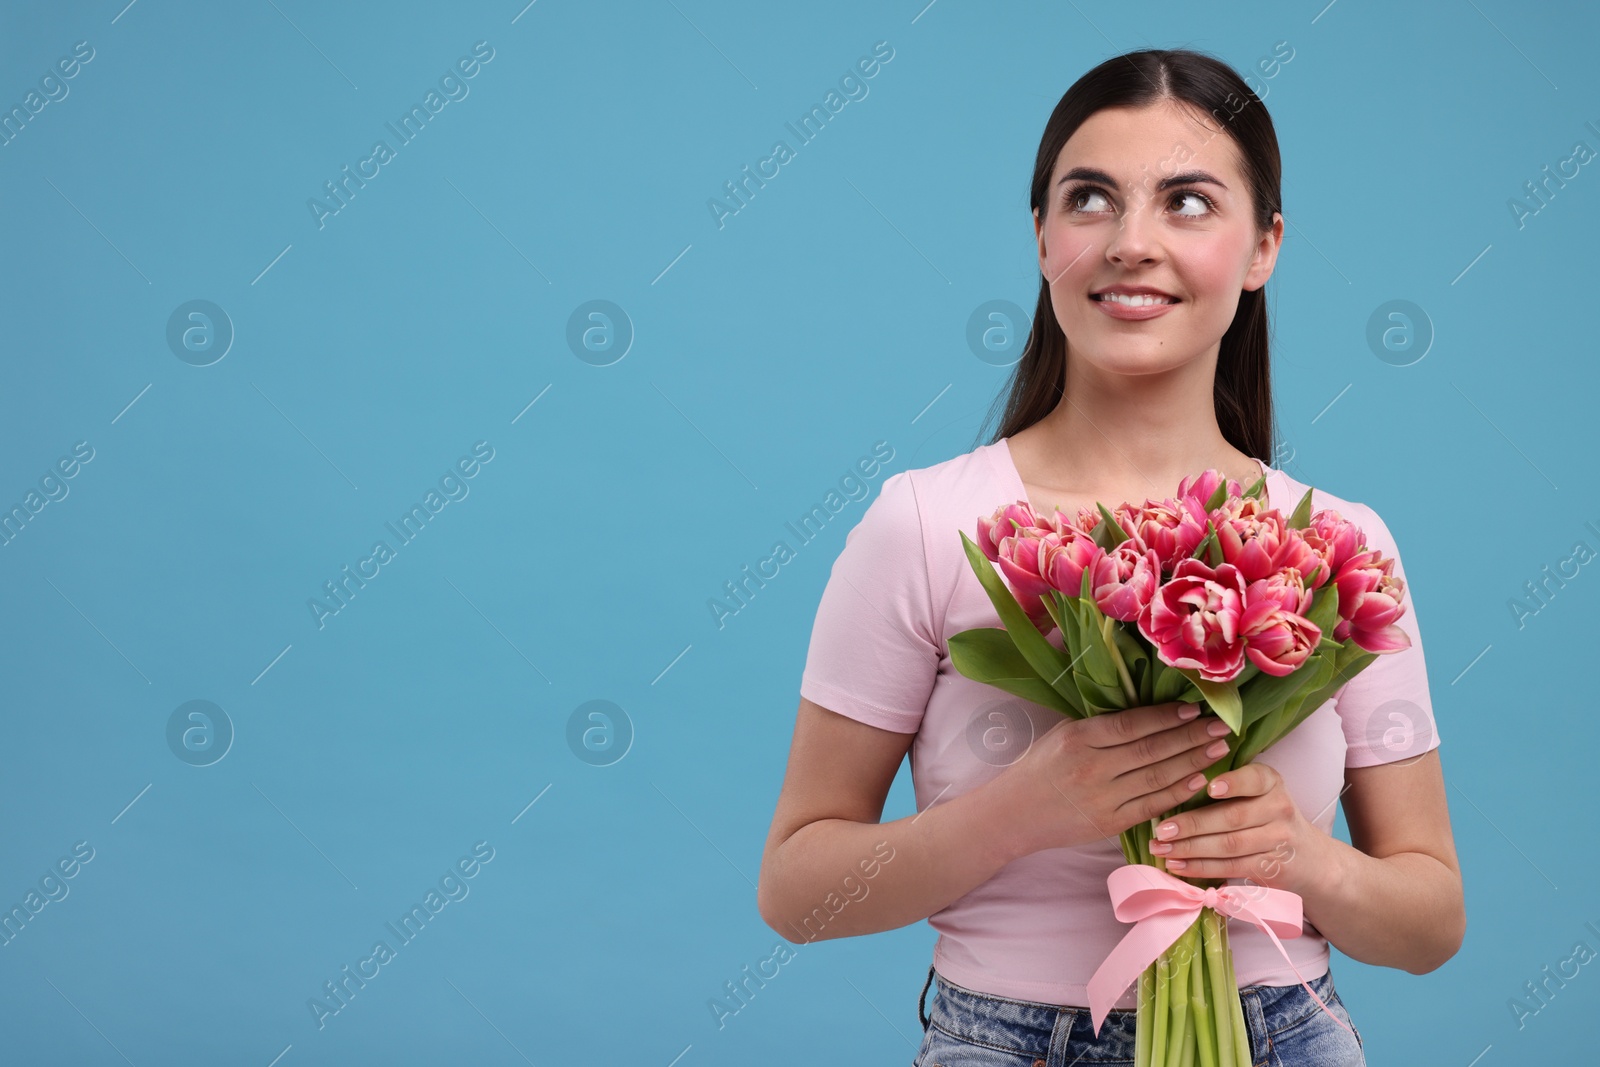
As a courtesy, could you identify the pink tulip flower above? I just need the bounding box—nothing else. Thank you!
[1112,497,1210,572]
[1308,509,1365,577]
[1175,468,1248,510]
[1138,557,1249,682]
[1092,539,1162,622]
[1274,530,1331,590]
[1040,527,1106,598]
[978,501,1049,561]
[1239,599,1322,677]
[1332,549,1412,653]
[1211,496,1290,583]
[1245,569,1313,617]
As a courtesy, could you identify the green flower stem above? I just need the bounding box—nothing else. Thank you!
[1201,907,1236,1067]
[1153,946,1170,1058]
[1125,778,1260,1067]
[1164,925,1193,1067]
[1102,615,1140,706]
[1189,921,1217,1067]
[1136,962,1155,1067]
[1177,1015,1198,1067]
[1126,822,1156,1067]
[1221,918,1250,1066]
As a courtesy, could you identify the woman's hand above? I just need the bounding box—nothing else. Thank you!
[993,701,1235,857]
[1146,761,1327,895]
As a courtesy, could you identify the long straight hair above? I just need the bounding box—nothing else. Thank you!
[979,49,1282,462]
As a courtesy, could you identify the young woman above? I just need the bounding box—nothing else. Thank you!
[758,48,1463,1065]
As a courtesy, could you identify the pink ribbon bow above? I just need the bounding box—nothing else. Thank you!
[1086,863,1357,1041]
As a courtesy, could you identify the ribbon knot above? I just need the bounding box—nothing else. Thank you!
[1085,863,1357,1042]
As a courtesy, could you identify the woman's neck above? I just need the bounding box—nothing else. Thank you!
[1007,406,1258,503]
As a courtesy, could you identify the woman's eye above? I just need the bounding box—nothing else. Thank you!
[1064,186,1214,217]
[1066,187,1111,214]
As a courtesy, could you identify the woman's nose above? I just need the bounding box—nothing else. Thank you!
[1106,203,1159,265]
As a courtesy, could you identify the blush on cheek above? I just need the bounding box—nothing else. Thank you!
[1044,235,1102,334]
[1183,237,1254,298]
[1042,231,1099,288]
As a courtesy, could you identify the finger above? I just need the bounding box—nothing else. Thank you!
[1152,791,1256,845]
[1110,716,1232,792]
[1153,822,1277,862]
[1084,701,1203,750]
[1101,716,1233,783]
[1204,761,1278,800]
[1160,852,1274,878]
[1119,767,1212,828]
[1116,745,1228,826]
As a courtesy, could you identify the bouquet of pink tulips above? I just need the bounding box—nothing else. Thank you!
[949,466,1409,1067]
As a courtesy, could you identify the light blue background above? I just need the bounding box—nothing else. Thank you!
[1,1,1595,1063]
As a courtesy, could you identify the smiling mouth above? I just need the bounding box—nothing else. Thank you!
[1091,293,1180,307]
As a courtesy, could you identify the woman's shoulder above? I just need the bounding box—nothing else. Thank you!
[1269,465,1400,559]
[876,439,1016,545]
[890,438,1014,505]
[1273,464,1380,519]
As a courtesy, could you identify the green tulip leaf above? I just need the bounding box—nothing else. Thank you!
[1151,656,1197,705]
[959,532,1086,716]
[1306,581,1340,635]
[1072,596,1122,689]
[1286,486,1315,530]
[1094,503,1130,550]
[1176,669,1243,734]
[1205,519,1224,567]
[947,628,1079,715]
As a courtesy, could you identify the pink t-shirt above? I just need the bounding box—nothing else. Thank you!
[799,437,1442,1008]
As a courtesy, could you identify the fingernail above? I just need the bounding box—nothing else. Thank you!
[1209,778,1229,797]
[1178,703,1201,720]
[1150,841,1172,854]
[1205,739,1228,758]
[1186,773,1207,791]
[1207,720,1231,737]
[1166,859,1188,870]
[1157,822,1178,839]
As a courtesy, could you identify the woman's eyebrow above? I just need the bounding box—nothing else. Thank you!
[1057,166,1229,192]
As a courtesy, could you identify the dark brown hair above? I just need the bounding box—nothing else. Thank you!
[979,48,1282,462]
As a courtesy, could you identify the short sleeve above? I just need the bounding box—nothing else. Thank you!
[1335,503,1443,768]
[799,470,939,734]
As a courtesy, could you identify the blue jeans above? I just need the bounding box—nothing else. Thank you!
[913,965,1365,1066]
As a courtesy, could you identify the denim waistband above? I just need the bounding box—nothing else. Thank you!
[918,963,1341,1050]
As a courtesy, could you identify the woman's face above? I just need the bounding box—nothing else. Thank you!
[1034,99,1283,377]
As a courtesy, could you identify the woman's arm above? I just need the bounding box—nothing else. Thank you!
[1303,750,1465,973]
[756,698,1026,942]
[758,694,1233,941]
[1143,748,1464,973]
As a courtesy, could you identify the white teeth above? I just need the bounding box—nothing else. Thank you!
[1097,292,1177,306]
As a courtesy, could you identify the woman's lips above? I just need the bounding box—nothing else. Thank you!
[1090,293,1181,321]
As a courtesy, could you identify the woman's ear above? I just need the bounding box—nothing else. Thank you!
[1034,207,1047,266]
[1242,211,1284,292]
